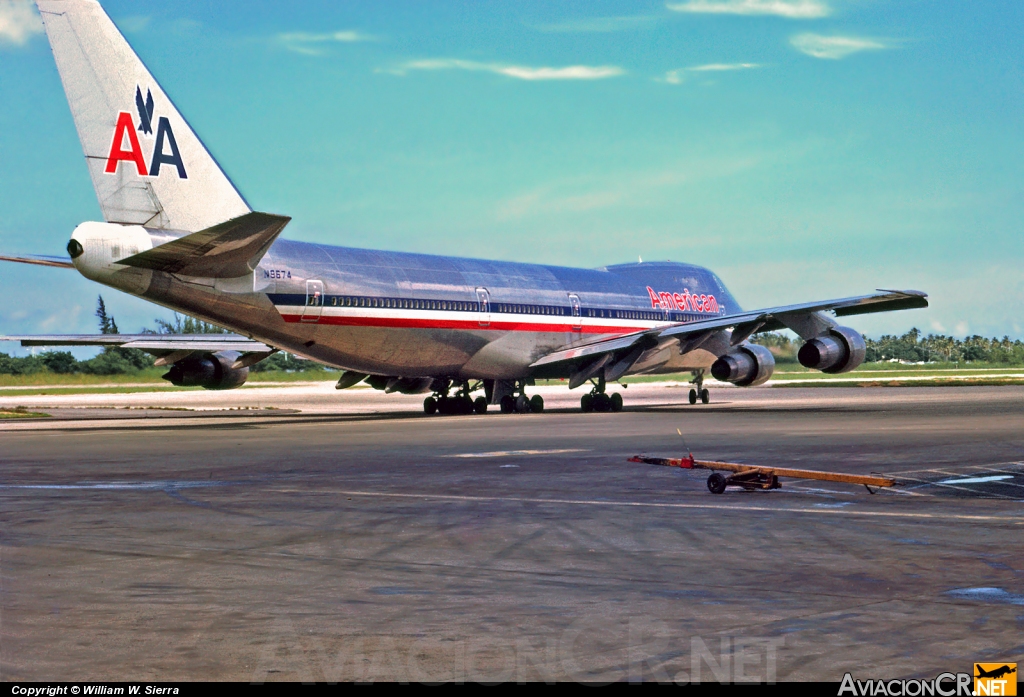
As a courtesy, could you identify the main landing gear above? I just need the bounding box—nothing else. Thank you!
[423,379,542,415]
[499,380,544,414]
[423,380,488,416]
[580,376,623,413]
[688,369,710,405]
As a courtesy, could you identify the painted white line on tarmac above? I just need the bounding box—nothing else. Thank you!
[452,449,588,458]
[281,488,1024,523]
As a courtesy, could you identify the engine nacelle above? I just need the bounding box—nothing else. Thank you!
[798,326,866,374]
[710,343,775,387]
[364,376,434,394]
[162,351,248,390]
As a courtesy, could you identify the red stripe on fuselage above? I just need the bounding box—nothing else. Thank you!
[278,313,653,334]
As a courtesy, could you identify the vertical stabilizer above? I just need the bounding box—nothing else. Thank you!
[36,0,251,232]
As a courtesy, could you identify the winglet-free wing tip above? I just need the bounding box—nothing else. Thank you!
[876,289,928,298]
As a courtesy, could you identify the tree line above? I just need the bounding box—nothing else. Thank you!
[752,328,1024,365]
[0,296,326,376]
[3,299,1023,376]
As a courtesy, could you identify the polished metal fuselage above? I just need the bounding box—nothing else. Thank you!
[98,235,741,380]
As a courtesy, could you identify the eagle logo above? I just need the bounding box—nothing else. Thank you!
[135,86,155,135]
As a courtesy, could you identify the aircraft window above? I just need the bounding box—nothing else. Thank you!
[459,302,464,311]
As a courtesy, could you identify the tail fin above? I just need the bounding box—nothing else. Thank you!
[36,0,250,232]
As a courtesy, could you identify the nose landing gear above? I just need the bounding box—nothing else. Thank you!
[688,369,710,405]
[580,377,623,413]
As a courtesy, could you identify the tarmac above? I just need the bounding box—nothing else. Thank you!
[1,383,1022,682]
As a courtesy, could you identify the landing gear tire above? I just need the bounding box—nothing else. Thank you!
[515,395,531,414]
[610,393,623,412]
[593,393,612,412]
[581,394,594,413]
[700,388,710,405]
[707,472,728,495]
[473,396,488,414]
[529,395,544,413]
[689,389,698,405]
[500,395,515,414]
[423,396,437,415]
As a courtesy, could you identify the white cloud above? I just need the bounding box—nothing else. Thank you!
[384,59,625,81]
[534,16,659,33]
[689,62,761,71]
[666,0,829,19]
[0,0,42,46]
[661,62,760,84]
[278,30,376,56]
[790,33,887,59]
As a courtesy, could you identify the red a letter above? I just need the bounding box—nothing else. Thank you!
[104,112,148,175]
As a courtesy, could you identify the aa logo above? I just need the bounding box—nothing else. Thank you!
[104,86,187,179]
[975,663,1017,696]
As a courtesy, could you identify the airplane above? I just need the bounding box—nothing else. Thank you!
[975,666,1016,680]
[1,0,928,415]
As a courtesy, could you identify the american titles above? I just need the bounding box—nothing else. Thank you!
[646,286,718,314]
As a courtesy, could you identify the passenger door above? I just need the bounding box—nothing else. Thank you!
[476,287,491,327]
[568,293,582,334]
[302,279,324,322]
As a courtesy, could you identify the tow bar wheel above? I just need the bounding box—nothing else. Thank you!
[707,472,728,495]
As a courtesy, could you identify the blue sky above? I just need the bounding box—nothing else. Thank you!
[1,0,1022,349]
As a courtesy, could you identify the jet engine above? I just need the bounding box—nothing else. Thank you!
[798,326,866,374]
[710,343,775,386]
[162,351,248,390]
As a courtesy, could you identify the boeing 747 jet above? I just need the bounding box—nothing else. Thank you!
[1,0,927,414]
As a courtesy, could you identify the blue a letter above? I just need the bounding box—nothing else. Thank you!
[149,116,187,178]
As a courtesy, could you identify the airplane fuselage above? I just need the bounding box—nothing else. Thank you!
[76,224,739,381]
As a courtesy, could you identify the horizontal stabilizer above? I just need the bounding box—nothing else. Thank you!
[0,254,74,269]
[119,212,290,278]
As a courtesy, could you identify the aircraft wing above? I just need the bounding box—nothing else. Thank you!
[1,333,271,356]
[530,289,927,368]
[0,254,75,269]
